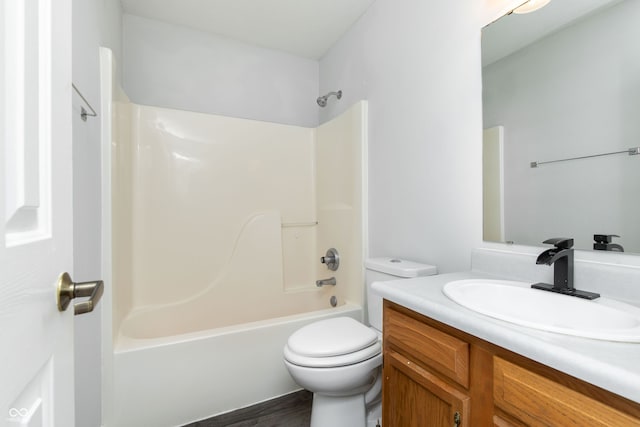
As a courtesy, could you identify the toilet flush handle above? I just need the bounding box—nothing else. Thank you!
[320,248,340,271]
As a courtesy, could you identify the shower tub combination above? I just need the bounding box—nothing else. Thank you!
[100,50,368,426]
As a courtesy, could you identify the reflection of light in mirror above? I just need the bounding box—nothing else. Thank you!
[514,0,552,14]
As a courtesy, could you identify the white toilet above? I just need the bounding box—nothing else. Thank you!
[283,258,437,427]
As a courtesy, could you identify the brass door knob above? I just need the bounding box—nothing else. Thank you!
[56,272,104,315]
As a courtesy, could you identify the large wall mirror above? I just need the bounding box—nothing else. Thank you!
[482,0,640,254]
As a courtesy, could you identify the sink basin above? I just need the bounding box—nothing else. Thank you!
[443,279,640,342]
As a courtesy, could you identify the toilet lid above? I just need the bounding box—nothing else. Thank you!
[286,317,378,358]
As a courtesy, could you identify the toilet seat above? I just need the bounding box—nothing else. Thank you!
[284,340,381,368]
[284,317,382,368]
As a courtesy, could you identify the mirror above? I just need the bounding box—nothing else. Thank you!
[481,0,640,253]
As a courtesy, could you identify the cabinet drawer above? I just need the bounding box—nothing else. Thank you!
[494,357,640,427]
[385,306,469,388]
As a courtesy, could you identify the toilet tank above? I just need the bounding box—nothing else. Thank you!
[365,258,437,331]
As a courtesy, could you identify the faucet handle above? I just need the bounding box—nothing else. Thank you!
[542,237,574,249]
[320,248,340,271]
[594,234,620,243]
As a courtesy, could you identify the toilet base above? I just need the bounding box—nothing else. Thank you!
[367,400,382,427]
[310,393,366,427]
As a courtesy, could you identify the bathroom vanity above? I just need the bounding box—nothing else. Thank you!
[372,250,640,427]
[383,300,640,426]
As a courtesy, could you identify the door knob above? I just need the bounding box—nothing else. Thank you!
[56,272,104,315]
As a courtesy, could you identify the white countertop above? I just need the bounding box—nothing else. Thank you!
[372,271,640,404]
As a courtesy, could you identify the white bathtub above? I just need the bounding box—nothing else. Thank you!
[112,303,363,427]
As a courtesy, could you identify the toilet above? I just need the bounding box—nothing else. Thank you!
[283,258,437,427]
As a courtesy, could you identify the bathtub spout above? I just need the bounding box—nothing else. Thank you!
[316,277,337,287]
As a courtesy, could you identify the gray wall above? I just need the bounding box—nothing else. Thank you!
[72,0,122,426]
[319,0,485,272]
[483,0,640,251]
[122,14,320,128]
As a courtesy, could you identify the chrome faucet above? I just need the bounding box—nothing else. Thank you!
[316,277,337,287]
[531,238,600,300]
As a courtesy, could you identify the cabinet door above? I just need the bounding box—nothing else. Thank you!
[384,351,470,427]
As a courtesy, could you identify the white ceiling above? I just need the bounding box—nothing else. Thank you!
[482,0,622,67]
[120,0,375,59]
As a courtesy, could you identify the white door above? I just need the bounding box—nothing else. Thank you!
[0,0,75,425]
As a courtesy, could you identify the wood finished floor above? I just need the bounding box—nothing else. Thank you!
[183,390,312,427]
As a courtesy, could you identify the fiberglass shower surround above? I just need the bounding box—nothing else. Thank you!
[106,50,368,424]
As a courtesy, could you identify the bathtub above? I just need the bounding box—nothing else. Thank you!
[112,303,363,427]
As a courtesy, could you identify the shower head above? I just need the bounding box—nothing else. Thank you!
[317,90,342,107]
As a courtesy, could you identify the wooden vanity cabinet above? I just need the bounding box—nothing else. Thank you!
[382,301,640,427]
[383,301,488,426]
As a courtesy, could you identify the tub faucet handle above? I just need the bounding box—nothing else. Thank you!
[320,248,340,271]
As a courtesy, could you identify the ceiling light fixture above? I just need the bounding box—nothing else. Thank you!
[513,0,551,14]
